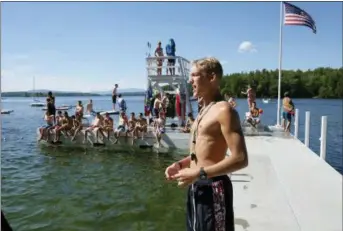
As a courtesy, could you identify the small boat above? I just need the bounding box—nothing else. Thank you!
[99,110,120,115]
[30,101,46,107]
[1,109,14,115]
[30,77,45,107]
[42,106,71,111]
[262,98,271,104]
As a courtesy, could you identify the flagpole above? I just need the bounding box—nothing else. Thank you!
[276,1,284,126]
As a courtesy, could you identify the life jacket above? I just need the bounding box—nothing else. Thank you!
[166,39,176,56]
[119,99,127,111]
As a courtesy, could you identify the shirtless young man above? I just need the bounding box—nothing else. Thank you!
[50,111,63,139]
[71,115,83,141]
[86,99,95,115]
[84,112,104,143]
[154,110,166,148]
[282,92,295,132]
[47,91,56,123]
[181,112,195,133]
[165,57,248,231]
[101,113,114,140]
[134,113,148,139]
[75,101,84,121]
[154,41,164,75]
[38,111,54,141]
[114,110,129,143]
[126,112,137,136]
[153,93,162,118]
[54,111,73,142]
[126,112,137,144]
[112,84,118,110]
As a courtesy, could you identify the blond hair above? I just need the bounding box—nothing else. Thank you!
[192,57,223,79]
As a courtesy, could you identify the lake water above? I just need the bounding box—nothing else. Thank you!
[1,96,342,230]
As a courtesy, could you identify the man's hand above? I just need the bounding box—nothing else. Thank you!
[165,162,181,180]
[172,168,200,187]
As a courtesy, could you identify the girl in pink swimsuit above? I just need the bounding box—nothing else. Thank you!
[242,85,256,109]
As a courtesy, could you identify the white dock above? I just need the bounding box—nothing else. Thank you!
[232,135,342,231]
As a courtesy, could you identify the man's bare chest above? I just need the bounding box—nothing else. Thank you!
[193,116,219,138]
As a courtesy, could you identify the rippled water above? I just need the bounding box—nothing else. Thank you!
[1,96,342,230]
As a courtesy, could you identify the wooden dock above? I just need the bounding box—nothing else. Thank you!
[231,134,342,231]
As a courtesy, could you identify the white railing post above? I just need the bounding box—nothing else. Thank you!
[304,111,310,147]
[294,108,299,139]
[320,116,328,160]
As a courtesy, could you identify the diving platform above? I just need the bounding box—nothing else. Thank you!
[146,55,193,125]
[36,125,190,151]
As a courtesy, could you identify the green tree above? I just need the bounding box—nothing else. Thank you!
[220,67,343,99]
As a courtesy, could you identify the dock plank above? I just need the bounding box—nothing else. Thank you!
[232,136,342,231]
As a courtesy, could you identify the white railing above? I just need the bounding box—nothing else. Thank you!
[304,111,311,147]
[319,116,327,160]
[294,108,299,138]
[293,109,328,162]
[146,56,190,78]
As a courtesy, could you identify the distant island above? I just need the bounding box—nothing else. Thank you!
[1,89,146,97]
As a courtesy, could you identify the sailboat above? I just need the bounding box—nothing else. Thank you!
[30,76,45,107]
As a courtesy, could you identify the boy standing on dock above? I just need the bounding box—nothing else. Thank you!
[165,57,248,231]
[112,84,118,110]
[282,91,295,133]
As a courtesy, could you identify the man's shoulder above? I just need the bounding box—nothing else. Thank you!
[213,101,240,120]
[214,101,235,112]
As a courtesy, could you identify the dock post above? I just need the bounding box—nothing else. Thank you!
[320,116,328,160]
[294,108,299,139]
[304,111,310,147]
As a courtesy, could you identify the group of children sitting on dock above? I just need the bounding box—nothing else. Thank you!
[38,102,184,147]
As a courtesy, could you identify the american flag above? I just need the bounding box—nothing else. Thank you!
[284,2,317,34]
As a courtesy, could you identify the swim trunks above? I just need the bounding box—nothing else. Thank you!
[47,103,55,115]
[282,111,292,121]
[43,124,53,129]
[116,125,126,132]
[154,108,160,118]
[168,58,176,65]
[186,175,234,231]
[156,127,165,134]
[112,95,117,104]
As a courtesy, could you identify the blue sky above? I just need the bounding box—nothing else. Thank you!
[1,1,342,92]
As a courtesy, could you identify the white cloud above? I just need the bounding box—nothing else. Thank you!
[238,41,257,53]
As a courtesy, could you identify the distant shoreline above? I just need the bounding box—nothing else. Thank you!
[1,92,146,97]
[1,93,341,100]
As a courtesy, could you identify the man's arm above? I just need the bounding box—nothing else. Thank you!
[204,104,248,178]
[178,156,191,169]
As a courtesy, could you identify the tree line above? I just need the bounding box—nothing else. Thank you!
[219,67,343,99]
